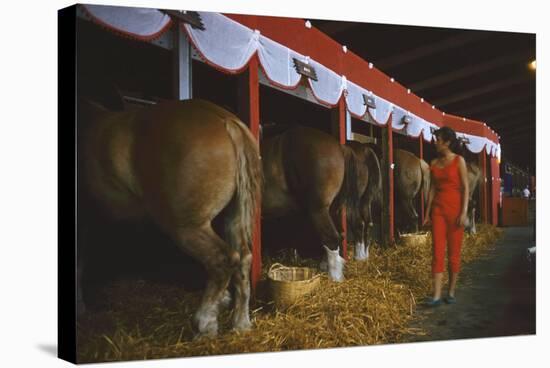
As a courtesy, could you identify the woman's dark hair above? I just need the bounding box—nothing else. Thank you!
[434,126,464,155]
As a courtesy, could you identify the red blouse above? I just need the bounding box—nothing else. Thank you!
[430,155,463,216]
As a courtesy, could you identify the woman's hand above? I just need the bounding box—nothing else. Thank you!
[457,212,468,227]
[422,214,431,227]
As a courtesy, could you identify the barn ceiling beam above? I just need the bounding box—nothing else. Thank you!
[409,53,531,92]
[375,32,490,70]
[431,76,532,107]
[492,123,533,138]
[313,21,362,36]
[498,125,534,137]
[490,115,535,132]
[500,131,535,144]
[480,104,535,123]
[496,118,535,132]
[453,94,534,116]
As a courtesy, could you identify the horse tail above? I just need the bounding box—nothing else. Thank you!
[365,146,383,208]
[420,159,431,207]
[222,118,263,256]
[337,145,362,243]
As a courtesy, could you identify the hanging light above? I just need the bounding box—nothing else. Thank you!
[528,60,536,71]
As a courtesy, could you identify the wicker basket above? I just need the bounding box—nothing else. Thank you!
[399,232,430,247]
[268,263,321,309]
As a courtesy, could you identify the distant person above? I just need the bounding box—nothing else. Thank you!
[523,186,531,199]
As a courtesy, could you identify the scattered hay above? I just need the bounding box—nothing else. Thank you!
[77,224,502,363]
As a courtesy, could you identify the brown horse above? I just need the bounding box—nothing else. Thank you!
[394,149,431,234]
[77,98,262,337]
[346,141,382,260]
[465,162,482,234]
[261,126,361,281]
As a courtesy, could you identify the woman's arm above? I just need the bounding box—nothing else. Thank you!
[457,156,470,226]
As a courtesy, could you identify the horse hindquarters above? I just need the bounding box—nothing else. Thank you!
[161,108,260,336]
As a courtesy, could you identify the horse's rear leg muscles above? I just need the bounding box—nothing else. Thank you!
[174,224,240,337]
[310,207,342,249]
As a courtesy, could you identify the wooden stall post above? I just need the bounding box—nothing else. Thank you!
[479,152,488,224]
[237,55,262,292]
[173,24,192,100]
[419,136,425,226]
[381,116,395,245]
[331,99,348,259]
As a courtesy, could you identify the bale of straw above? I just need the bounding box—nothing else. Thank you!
[399,232,429,247]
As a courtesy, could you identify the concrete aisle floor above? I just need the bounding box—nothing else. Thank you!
[402,223,536,343]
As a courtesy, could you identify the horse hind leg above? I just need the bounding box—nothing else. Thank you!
[174,224,240,337]
[354,221,367,261]
[405,199,419,233]
[356,202,375,261]
[310,207,346,282]
[224,215,253,332]
[230,249,252,331]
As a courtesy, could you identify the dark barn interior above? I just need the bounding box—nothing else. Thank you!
[313,19,536,174]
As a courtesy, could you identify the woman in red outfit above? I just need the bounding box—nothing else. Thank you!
[423,127,469,306]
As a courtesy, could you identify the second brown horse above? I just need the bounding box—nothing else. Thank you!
[261,126,361,281]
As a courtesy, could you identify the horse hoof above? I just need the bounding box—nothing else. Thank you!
[193,329,218,340]
[193,320,218,339]
[329,274,345,282]
[220,290,232,308]
[233,319,253,332]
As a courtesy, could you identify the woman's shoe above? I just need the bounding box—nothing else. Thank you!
[424,297,442,307]
[444,295,456,304]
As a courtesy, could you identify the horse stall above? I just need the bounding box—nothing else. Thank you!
[349,117,384,243]
[65,4,507,363]
[393,130,425,234]
[258,81,342,262]
[75,13,214,310]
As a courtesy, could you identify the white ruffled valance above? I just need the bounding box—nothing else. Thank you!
[392,106,437,142]
[81,4,172,40]
[345,80,368,118]
[367,95,394,126]
[457,133,501,160]
[307,61,345,107]
[184,12,258,72]
[79,4,500,157]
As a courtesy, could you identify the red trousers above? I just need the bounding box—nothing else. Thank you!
[431,206,464,274]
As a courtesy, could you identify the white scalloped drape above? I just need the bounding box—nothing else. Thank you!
[80,4,500,157]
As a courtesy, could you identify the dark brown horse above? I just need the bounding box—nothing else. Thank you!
[394,149,431,234]
[261,126,361,281]
[77,98,262,337]
[465,162,482,234]
[346,141,382,260]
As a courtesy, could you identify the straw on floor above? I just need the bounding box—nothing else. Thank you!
[77,224,502,363]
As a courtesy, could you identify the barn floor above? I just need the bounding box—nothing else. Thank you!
[401,222,536,342]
